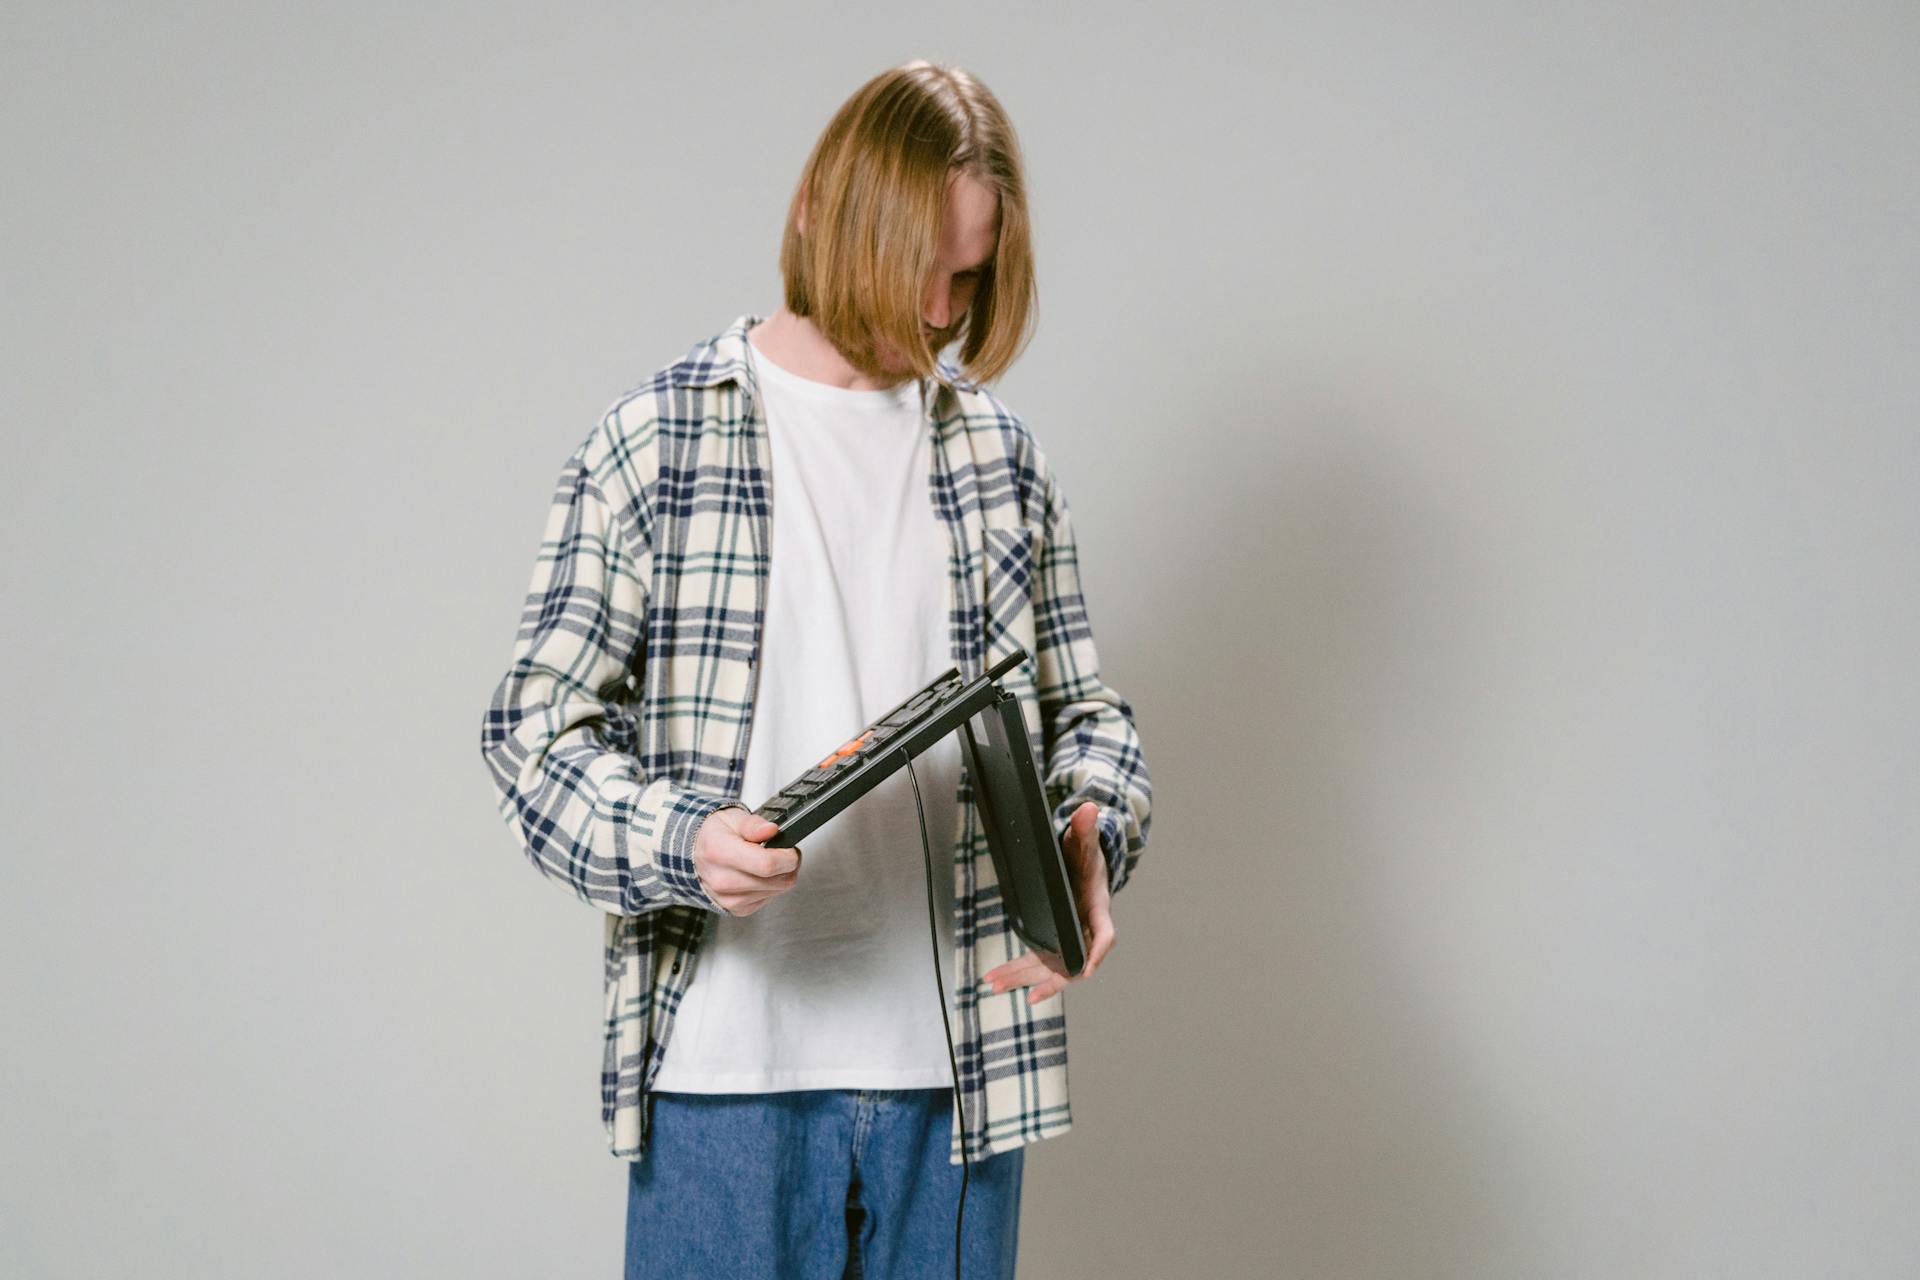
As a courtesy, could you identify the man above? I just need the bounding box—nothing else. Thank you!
[479,60,1152,1278]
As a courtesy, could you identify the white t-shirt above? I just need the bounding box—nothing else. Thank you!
[651,324,963,1093]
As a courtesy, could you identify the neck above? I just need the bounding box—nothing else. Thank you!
[749,308,916,392]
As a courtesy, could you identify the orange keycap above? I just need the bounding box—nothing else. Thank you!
[823,728,876,767]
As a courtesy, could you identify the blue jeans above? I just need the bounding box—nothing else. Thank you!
[624,1087,1024,1278]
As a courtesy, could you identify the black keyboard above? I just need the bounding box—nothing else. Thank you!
[751,650,1028,848]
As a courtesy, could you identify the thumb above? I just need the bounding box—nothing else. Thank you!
[740,811,782,842]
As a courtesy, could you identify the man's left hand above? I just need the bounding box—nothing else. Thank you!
[980,800,1115,1004]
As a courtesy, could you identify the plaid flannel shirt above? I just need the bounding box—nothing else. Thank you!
[478,314,1152,1166]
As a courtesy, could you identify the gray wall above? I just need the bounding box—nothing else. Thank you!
[4,2,1916,1276]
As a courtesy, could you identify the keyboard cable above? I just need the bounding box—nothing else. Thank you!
[902,746,969,1280]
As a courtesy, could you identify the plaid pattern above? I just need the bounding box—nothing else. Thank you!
[478,314,1152,1166]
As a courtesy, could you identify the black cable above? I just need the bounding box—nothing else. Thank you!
[902,747,968,1280]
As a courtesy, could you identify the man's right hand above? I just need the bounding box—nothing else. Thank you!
[693,807,802,917]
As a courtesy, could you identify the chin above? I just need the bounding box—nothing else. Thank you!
[874,332,941,373]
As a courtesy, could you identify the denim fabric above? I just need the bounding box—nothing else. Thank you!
[624,1088,1023,1278]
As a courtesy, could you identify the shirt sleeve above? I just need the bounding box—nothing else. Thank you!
[1032,463,1154,897]
[478,446,734,916]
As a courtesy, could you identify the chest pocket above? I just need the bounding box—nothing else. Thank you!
[978,524,1044,746]
[980,524,1038,633]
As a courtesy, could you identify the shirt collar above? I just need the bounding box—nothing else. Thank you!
[675,313,978,395]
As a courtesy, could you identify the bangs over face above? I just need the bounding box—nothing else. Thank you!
[778,60,1038,389]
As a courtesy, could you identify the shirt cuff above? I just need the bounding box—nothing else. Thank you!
[623,787,745,915]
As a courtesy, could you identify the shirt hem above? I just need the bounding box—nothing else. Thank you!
[650,1066,958,1092]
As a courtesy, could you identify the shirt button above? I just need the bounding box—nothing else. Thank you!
[670,960,681,974]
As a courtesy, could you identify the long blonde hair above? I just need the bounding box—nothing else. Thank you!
[777,60,1038,389]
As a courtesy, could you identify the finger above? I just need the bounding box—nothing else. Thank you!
[702,850,800,896]
[1081,918,1115,977]
[737,812,782,843]
[982,957,1040,991]
[1081,899,1116,968]
[705,862,801,896]
[711,807,780,845]
[988,953,1050,983]
[739,836,802,877]
[1027,974,1066,1004]
[728,890,781,915]
[719,875,795,914]
[984,953,1060,992]
[715,839,803,883]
